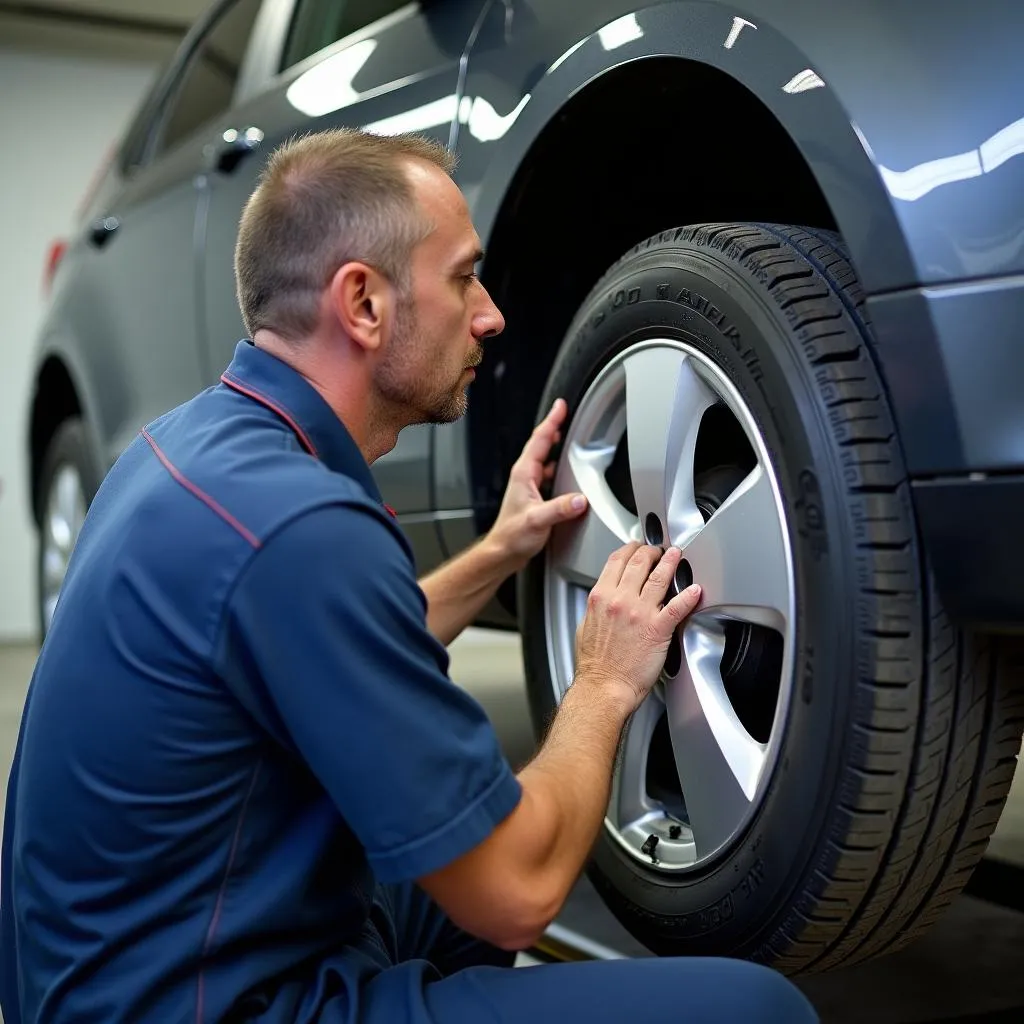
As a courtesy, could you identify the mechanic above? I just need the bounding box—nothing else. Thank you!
[1,129,818,1024]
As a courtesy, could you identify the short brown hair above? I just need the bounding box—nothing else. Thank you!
[234,128,457,341]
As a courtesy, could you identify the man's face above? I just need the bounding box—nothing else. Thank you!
[374,159,505,425]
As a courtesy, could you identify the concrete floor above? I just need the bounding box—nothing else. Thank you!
[2,633,1023,1023]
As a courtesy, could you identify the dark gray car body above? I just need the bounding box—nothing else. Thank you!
[28,0,1024,631]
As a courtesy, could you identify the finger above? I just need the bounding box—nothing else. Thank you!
[640,546,682,606]
[520,400,568,465]
[596,541,643,590]
[543,463,556,480]
[659,584,703,634]
[527,492,588,531]
[546,397,568,426]
[618,544,664,595]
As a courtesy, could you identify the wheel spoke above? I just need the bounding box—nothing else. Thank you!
[624,346,716,545]
[683,464,790,631]
[56,467,80,530]
[550,441,638,588]
[609,692,662,830]
[42,547,66,591]
[665,623,767,859]
[47,511,70,553]
[48,467,84,553]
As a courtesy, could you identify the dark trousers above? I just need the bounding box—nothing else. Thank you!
[353,882,820,1024]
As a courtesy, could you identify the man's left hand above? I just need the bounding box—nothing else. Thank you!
[487,398,588,572]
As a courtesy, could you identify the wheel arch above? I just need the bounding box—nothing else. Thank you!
[470,49,857,542]
[467,2,917,292]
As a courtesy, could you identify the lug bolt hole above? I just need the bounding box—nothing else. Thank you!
[644,513,663,546]
[663,633,682,678]
[675,558,693,592]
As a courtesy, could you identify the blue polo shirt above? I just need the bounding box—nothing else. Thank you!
[1,341,521,1023]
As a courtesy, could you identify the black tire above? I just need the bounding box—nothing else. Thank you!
[36,417,102,640]
[518,223,1024,973]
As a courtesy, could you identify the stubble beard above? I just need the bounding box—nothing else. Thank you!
[378,299,477,426]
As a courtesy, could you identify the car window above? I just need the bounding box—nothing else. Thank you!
[282,0,410,71]
[119,69,171,172]
[153,0,264,159]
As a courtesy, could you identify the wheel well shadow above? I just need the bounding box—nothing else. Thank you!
[29,357,82,523]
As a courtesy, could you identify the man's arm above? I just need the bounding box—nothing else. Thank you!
[419,536,516,648]
[420,398,586,646]
[418,543,702,950]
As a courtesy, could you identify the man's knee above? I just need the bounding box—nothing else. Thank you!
[704,958,818,1023]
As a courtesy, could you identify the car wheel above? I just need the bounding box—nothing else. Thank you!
[518,223,1024,972]
[37,418,99,639]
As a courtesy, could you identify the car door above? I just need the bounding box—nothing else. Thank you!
[73,0,264,466]
[199,0,489,555]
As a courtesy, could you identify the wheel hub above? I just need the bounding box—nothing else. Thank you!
[543,338,796,873]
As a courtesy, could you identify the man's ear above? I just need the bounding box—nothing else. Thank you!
[328,262,391,352]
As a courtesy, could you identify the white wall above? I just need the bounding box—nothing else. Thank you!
[0,37,167,641]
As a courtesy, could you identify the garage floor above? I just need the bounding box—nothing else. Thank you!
[2,634,1022,1024]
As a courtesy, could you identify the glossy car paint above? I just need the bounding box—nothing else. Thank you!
[450,0,1024,480]
[28,0,1024,626]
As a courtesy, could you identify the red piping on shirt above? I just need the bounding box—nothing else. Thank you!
[221,371,398,519]
[220,372,319,458]
[141,429,260,549]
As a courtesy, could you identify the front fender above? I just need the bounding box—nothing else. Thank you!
[459,0,1024,293]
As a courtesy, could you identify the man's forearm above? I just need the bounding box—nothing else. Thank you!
[416,673,632,950]
[510,678,633,917]
[419,533,519,646]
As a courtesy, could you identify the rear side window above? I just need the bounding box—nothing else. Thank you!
[154,0,264,159]
[282,0,409,70]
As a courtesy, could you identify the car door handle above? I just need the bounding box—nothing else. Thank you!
[88,216,120,247]
[211,127,264,174]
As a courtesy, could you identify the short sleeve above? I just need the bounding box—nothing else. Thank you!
[215,503,521,883]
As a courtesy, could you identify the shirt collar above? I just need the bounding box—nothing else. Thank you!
[220,339,385,507]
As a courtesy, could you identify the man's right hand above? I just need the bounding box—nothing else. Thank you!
[574,542,702,714]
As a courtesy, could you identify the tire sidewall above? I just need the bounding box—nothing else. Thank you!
[520,241,862,956]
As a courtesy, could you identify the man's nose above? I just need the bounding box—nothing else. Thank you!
[474,292,505,340]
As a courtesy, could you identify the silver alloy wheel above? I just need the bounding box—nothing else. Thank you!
[544,339,796,872]
[41,463,86,633]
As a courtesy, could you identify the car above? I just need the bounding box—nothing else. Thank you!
[27,0,1024,975]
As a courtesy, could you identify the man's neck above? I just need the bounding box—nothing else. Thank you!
[251,332,400,464]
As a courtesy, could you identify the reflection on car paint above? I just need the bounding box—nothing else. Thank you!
[878,114,1024,202]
